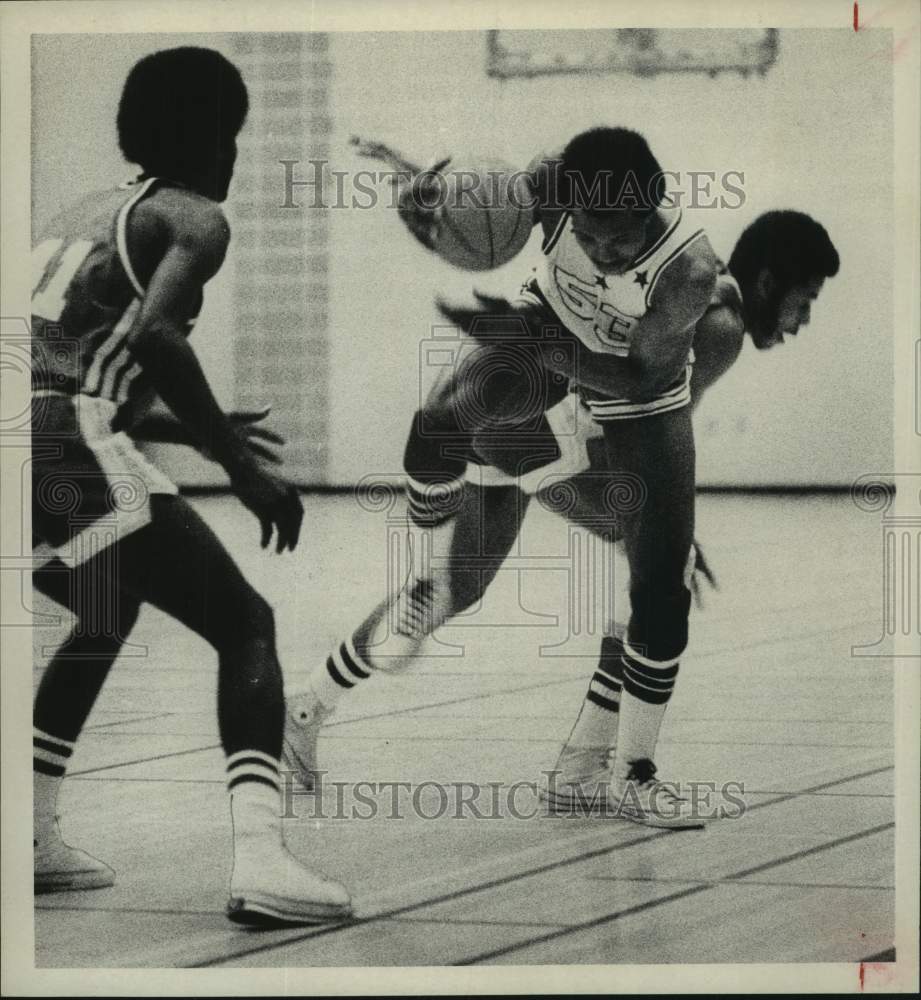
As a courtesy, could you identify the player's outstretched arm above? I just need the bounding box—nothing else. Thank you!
[132,406,286,466]
[352,134,538,264]
[437,293,677,403]
[351,135,451,250]
[125,207,302,552]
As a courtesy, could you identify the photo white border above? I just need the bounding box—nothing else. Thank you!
[2,0,918,994]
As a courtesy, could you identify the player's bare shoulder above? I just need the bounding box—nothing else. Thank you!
[649,231,719,310]
[129,186,230,285]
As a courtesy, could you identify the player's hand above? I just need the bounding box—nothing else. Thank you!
[395,158,452,250]
[199,406,286,466]
[436,292,542,343]
[229,406,286,465]
[689,539,719,610]
[229,457,304,554]
[350,135,450,250]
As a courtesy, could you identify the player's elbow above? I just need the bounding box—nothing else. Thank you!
[695,305,745,370]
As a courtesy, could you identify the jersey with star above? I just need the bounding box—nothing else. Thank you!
[534,202,707,357]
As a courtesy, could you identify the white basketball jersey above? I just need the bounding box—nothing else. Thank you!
[534,201,707,357]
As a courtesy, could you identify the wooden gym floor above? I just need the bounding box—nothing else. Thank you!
[31,492,894,968]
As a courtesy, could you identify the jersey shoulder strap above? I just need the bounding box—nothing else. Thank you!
[113,176,162,297]
[527,149,571,252]
[642,202,709,305]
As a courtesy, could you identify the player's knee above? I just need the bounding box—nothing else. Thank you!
[241,589,276,643]
[449,568,491,615]
[116,599,141,637]
[240,638,283,695]
[91,601,141,649]
[627,580,691,662]
[403,411,467,484]
[216,636,284,728]
[213,585,276,653]
[70,597,141,650]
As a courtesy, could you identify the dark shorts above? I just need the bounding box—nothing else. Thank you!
[32,392,176,567]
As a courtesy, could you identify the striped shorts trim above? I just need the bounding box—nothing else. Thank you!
[32,393,177,568]
[581,365,692,422]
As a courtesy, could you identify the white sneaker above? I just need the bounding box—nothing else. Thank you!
[283,681,334,792]
[34,821,115,893]
[227,843,352,926]
[539,745,614,813]
[610,758,706,830]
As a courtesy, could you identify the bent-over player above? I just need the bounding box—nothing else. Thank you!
[288,127,720,828]
[284,191,837,825]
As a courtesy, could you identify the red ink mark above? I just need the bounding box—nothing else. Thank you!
[891,33,913,63]
[853,1,859,30]
[860,961,896,990]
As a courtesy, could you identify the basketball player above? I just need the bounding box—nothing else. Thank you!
[287,127,721,828]
[285,197,837,825]
[528,209,839,811]
[30,47,351,924]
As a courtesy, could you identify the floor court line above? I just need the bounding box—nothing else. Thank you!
[36,904,219,917]
[64,775,895,804]
[730,822,894,880]
[684,620,883,655]
[66,673,584,777]
[78,728,894,750]
[35,904,569,931]
[67,743,222,778]
[592,877,894,892]
[83,712,175,731]
[425,619,884,664]
[742,791,892,799]
[41,875,892,923]
[65,615,881,679]
[386,916,570,929]
[456,821,895,965]
[401,715,890,724]
[189,763,893,968]
[317,735,890,750]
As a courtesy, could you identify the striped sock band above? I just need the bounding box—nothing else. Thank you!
[396,578,435,639]
[226,749,280,795]
[33,727,74,777]
[620,641,680,706]
[586,635,625,712]
[326,634,374,690]
[406,477,464,528]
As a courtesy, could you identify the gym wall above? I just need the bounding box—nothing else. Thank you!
[31,30,893,488]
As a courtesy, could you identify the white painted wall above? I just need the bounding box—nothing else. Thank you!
[325,28,893,486]
[33,29,893,487]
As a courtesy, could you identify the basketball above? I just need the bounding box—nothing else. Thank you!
[432,161,534,271]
